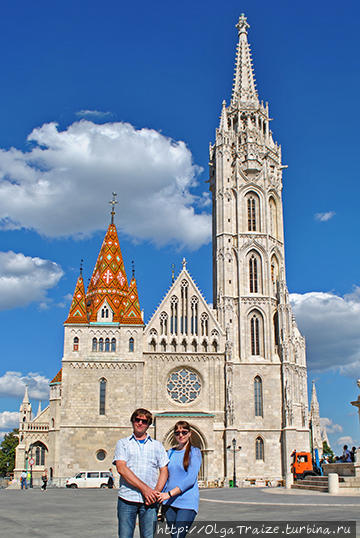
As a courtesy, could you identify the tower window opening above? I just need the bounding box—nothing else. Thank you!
[73,337,79,351]
[170,297,178,335]
[160,312,168,336]
[92,338,97,352]
[105,338,110,352]
[201,313,209,337]
[101,306,109,319]
[129,337,134,352]
[111,338,116,352]
[247,196,256,231]
[191,297,198,335]
[249,255,258,293]
[256,437,264,461]
[99,338,104,352]
[99,378,106,415]
[254,376,263,417]
[250,314,261,355]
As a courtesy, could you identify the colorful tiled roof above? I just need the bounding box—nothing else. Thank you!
[50,369,62,384]
[123,276,143,325]
[86,224,129,322]
[65,274,87,324]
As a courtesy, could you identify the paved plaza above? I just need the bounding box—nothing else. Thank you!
[0,487,358,538]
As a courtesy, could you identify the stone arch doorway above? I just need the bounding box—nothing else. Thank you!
[164,424,207,481]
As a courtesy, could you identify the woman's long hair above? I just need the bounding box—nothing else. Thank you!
[174,420,192,471]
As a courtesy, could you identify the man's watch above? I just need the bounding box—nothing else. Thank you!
[168,491,172,497]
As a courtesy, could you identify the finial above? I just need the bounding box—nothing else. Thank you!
[80,259,84,276]
[182,258,187,269]
[171,263,175,283]
[236,13,250,36]
[109,192,118,224]
[132,260,135,278]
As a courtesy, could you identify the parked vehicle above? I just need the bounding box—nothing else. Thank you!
[290,451,321,480]
[66,470,111,488]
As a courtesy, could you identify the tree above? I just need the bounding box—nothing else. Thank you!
[322,440,335,463]
[0,429,19,476]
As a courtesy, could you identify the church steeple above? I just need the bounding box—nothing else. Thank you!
[65,262,87,324]
[231,14,259,107]
[123,272,144,325]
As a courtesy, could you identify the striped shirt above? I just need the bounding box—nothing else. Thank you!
[113,433,169,503]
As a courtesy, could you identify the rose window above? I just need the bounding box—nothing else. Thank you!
[167,368,201,404]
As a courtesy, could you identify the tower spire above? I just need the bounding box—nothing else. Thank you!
[231,14,259,106]
[109,192,118,224]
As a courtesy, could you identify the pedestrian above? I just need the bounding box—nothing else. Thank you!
[20,470,27,490]
[342,445,352,462]
[113,408,169,538]
[108,467,114,489]
[157,421,202,538]
[41,468,48,491]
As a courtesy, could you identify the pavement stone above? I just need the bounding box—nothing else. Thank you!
[0,486,358,538]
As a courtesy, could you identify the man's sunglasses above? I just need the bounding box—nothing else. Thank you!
[134,418,149,424]
[174,430,190,436]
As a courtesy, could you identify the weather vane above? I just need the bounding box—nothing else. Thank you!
[109,192,118,224]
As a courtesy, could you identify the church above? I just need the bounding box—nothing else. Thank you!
[15,14,311,486]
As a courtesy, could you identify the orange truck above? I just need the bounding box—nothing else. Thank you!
[291,451,320,480]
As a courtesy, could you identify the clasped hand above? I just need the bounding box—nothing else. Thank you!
[142,486,169,505]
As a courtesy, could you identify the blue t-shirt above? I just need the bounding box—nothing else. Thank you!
[163,446,202,512]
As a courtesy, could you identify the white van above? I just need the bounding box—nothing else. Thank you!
[66,471,111,488]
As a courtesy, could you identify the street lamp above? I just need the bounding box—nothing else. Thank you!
[227,438,241,488]
[25,444,34,488]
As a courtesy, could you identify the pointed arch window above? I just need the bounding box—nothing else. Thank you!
[202,340,208,352]
[98,338,104,352]
[181,281,188,335]
[212,340,218,352]
[192,340,197,352]
[249,254,258,293]
[273,312,279,348]
[105,338,110,352]
[246,192,260,232]
[150,339,156,352]
[170,296,178,335]
[129,337,134,352]
[269,197,278,238]
[160,339,166,352]
[171,339,177,352]
[160,312,168,336]
[254,376,263,417]
[101,306,109,319]
[200,313,209,337]
[99,378,106,415]
[255,437,264,461]
[111,338,116,352]
[92,338,97,352]
[250,311,263,356]
[191,297,198,335]
[73,337,79,351]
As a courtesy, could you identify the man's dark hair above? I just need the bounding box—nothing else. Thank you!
[343,445,348,450]
[130,408,153,426]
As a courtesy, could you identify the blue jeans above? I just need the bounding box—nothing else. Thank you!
[21,478,27,490]
[164,506,196,538]
[117,497,157,538]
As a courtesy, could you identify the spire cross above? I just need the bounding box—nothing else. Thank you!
[171,263,175,283]
[236,13,250,36]
[109,192,118,224]
[80,259,84,276]
[132,260,135,278]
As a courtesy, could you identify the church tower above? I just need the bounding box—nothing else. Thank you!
[209,14,309,478]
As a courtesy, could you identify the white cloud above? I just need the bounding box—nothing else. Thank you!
[336,436,357,448]
[76,110,112,119]
[0,371,50,400]
[0,251,63,310]
[290,290,360,376]
[320,417,343,434]
[0,120,211,249]
[314,211,335,222]
[0,411,19,429]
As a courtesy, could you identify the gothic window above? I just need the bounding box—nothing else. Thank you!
[33,442,47,466]
[180,281,188,335]
[105,338,110,352]
[254,376,263,417]
[200,313,209,337]
[160,312,168,336]
[160,339,166,352]
[273,312,279,348]
[190,297,198,335]
[98,338,104,352]
[171,339,177,352]
[73,337,79,351]
[270,254,279,293]
[92,338,97,352]
[150,339,156,352]
[212,340,218,352]
[245,192,260,232]
[129,337,134,352]
[269,197,278,238]
[170,296,178,335]
[167,368,201,404]
[181,339,187,352]
[99,378,106,415]
[202,340,208,352]
[250,310,263,356]
[111,338,116,352]
[248,250,262,294]
[192,340,197,352]
[255,437,264,461]
[101,306,109,319]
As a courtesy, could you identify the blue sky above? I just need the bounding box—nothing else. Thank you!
[0,0,359,452]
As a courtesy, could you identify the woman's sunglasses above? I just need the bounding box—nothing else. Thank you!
[174,430,190,436]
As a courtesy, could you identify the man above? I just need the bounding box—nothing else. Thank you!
[114,408,169,538]
[342,445,352,462]
[20,470,27,490]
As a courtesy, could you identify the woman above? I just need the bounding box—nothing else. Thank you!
[158,421,202,538]
[41,468,48,491]
[107,468,114,489]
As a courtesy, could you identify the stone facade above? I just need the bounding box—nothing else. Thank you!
[15,14,310,486]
